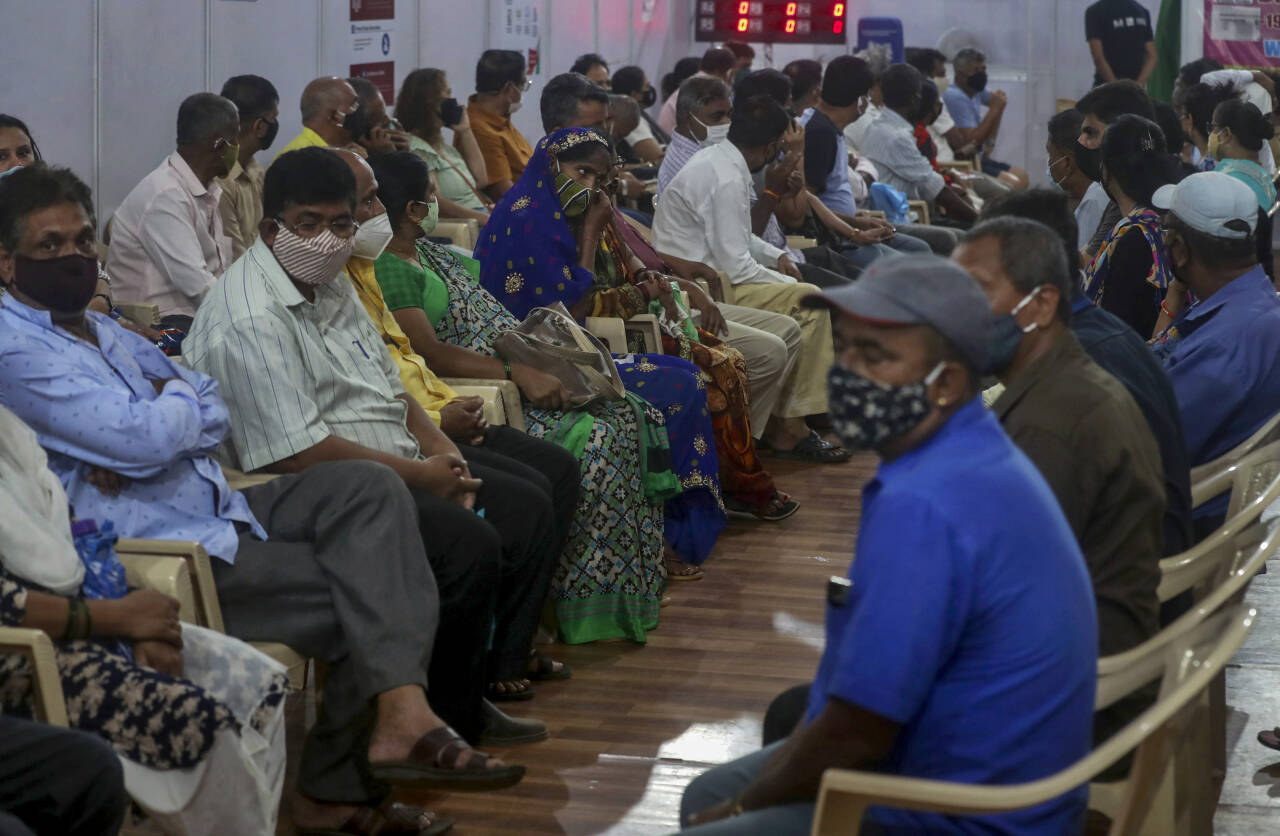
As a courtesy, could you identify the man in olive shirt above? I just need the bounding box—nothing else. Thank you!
[954,216,1164,759]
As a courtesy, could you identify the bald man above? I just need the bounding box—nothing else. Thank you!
[275,76,363,159]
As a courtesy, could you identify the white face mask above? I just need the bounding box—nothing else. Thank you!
[934,76,950,95]
[694,114,731,148]
[351,212,394,259]
[1046,155,1068,188]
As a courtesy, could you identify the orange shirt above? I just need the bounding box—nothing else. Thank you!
[467,97,534,186]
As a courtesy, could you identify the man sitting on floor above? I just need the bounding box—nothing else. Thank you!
[953,217,1163,762]
[1151,172,1280,531]
[106,93,237,323]
[0,162,522,835]
[183,146,576,705]
[678,255,1097,834]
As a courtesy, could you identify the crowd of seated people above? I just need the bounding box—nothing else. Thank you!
[5,36,1280,836]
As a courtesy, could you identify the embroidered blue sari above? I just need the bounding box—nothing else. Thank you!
[476,128,725,563]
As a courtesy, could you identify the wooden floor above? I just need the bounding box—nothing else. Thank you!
[276,452,878,835]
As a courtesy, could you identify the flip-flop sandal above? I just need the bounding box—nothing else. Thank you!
[726,493,801,522]
[368,726,525,791]
[528,651,573,682]
[1258,727,1280,750]
[769,431,851,464]
[487,680,536,702]
[296,803,455,836]
[665,560,705,581]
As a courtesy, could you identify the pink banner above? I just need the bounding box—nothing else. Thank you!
[1204,1,1280,67]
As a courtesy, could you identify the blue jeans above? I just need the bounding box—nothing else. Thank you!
[841,230,933,270]
[677,742,815,835]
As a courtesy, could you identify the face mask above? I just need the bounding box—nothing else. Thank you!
[343,107,371,140]
[693,114,730,148]
[827,362,945,451]
[984,286,1043,374]
[967,71,988,92]
[418,199,440,236]
[270,224,354,286]
[10,253,100,316]
[440,97,465,127]
[1047,155,1068,188]
[259,118,280,151]
[555,170,595,217]
[1074,143,1102,182]
[640,88,657,108]
[1207,130,1222,159]
[934,76,950,95]
[351,212,394,259]
[220,140,240,173]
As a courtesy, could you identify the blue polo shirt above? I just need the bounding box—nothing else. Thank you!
[806,398,1096,835]
[943,86,991,130]
[1155,265,1280,517]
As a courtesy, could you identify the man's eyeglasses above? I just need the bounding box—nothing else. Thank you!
[275,216,359,239]
[518,77,534,93]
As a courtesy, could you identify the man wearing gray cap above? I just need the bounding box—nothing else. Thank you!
[953,217,1164,772]
[1152,171,1280,531]
[677,255,1097,836]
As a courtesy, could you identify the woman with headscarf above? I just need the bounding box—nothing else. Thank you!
[0,405,288,835]
[1083,114,1183,337]
[367,150,696,641]
[476,128,800,526]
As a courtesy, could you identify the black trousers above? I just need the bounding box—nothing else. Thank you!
[0,716,127,836]
[411,427,578,697]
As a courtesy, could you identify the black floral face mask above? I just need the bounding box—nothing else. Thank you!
[827,362,944,451]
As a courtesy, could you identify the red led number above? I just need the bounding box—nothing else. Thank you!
[785,19,796,32]
[738,17,749,31]
[833,3,845,15]
[738,1,749,13]
[786,2,797,13]
[833,20,843,33]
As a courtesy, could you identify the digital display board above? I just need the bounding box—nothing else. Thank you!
[695,1,848,45]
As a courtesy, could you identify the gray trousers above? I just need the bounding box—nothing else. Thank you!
[211,461,440,806]
[896,223,959,255]
[678,742,815,835]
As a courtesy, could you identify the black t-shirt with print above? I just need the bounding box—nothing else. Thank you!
[1085,0,1154,85]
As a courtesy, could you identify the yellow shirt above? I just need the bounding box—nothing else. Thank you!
[345,256,457,423]
[216,158,265,260]
[273,126,329,161]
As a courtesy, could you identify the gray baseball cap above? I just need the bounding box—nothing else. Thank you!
[802,253,992,371]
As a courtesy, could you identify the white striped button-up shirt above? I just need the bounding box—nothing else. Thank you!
[183,240,421,473]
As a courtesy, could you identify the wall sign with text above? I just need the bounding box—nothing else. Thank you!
[1204,0,1280,67]
[695,1,848,44]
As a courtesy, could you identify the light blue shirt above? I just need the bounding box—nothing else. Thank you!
[0,294,265,562]
[942,86,991,130]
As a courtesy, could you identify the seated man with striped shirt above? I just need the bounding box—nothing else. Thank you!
[184,146,578,706]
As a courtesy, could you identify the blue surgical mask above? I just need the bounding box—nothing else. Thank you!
[984,286,1043,375]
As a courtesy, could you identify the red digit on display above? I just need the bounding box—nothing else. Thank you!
[738,16,749,31]
[785,18,797,32]
[786,2,797,14]
[833,3,845,15]
[833,19,843,33]
[738,1,749,13]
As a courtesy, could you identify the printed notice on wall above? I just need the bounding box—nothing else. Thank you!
[1204,1,1280,67]
[351,61,396,104]
[491,0,541,76]
[350,0,394,21]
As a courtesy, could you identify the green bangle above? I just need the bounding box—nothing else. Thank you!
[502,359,513,380]
[63,597,78,640]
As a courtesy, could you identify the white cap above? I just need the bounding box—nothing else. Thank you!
[1152,172,1258,240]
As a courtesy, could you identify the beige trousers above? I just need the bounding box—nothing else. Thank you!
[726,281,833,418]
[717,303,801,433]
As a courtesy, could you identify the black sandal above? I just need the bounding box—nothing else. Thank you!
[769,431,851,464]
[1259,727,1280,751]
[528,651,573,681]
[367,726,525,791]
[726,492,801,522]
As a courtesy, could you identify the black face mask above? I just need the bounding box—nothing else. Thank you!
[440,97,465,127]
[639,88,657,108]
[343,107,371,140]
[967,71,988,92]
[11,253,99,316]
[259,117,280,151]
[1075,143,1103,182]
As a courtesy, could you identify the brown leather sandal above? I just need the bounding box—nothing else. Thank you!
[295,802,454,835]
[367,726,524,791]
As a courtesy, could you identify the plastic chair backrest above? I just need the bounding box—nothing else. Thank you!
[809,605,1255,836]
[1161,440,1280,601]
[1190,410,1280,505]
